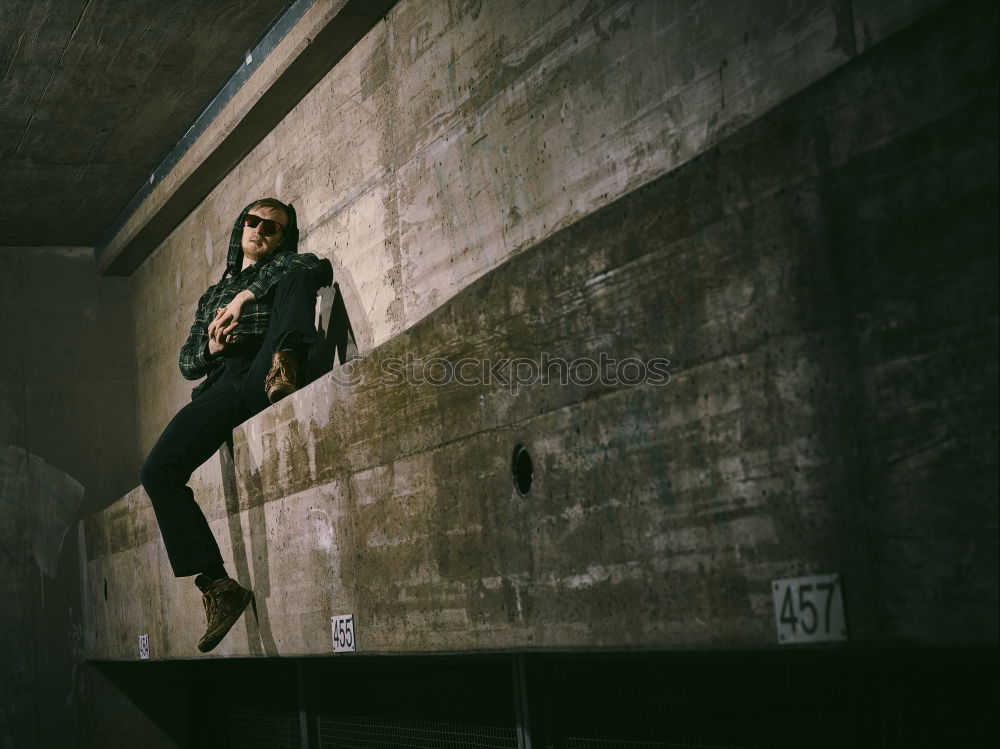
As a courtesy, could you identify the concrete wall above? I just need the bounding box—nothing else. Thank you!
[129,0,949,454]
[0,247,136,746]
[85,0,997,660]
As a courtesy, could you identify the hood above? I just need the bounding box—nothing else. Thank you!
[222,199,300,279]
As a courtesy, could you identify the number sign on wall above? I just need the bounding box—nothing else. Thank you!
[772,574,847,644]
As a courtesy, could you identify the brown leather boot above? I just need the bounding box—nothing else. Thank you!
[194,574,254,653]
[265,350,299,403]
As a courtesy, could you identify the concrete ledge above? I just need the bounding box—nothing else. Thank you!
[82,4,998,659]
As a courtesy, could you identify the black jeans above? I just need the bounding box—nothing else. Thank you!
[140,268,319,577]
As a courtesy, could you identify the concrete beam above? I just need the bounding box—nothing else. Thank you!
[95,0,397,277]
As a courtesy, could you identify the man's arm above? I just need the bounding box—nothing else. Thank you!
[211,254,332,341]
[244,252,331,300]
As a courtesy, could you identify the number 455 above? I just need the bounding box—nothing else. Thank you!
[331,614,356,652]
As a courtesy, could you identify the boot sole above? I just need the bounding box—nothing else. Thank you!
[267,384,297,403]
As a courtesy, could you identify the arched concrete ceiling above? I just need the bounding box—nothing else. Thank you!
[0,0,292,247]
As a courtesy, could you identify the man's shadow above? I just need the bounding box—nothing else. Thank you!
[305,282,359,383]
[222,281,356,655]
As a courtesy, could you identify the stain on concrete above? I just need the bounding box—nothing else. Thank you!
[361,35,389,100]
[830,0,858,58]
[0,445,84,577]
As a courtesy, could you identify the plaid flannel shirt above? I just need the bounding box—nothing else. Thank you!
[178,251,326,382]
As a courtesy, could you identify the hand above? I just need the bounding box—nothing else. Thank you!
[207,291,254,355]
[207,308,230,355]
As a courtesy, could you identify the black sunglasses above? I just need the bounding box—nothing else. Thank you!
[243,213,285,235]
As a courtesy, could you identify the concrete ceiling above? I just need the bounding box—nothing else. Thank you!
[0,0,293,248]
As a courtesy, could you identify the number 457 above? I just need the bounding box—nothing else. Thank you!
[772,574,847,644]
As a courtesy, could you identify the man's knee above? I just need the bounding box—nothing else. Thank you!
[275,262,332,301]
[276,266,318,294]
[139,452,175,495]
[138,455,158,490]
[271,268,322,320]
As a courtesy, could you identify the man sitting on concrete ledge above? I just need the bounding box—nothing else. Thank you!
[139,197,332,653]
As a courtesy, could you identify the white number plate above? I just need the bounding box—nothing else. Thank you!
[772,574,847,644]
[331,614,357,652]
[138,633,150,660]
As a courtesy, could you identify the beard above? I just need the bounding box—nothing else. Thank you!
[242,238,270,263]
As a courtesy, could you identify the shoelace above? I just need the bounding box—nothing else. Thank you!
[267,360,295,388]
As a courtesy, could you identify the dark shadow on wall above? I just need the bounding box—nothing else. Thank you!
[305,282,358,387]
[219,440,278,657]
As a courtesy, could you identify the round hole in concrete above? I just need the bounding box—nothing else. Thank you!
[512,444,533,496]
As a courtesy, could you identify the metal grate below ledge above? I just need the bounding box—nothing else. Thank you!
[227,706,303,749]
[318,714,517,749]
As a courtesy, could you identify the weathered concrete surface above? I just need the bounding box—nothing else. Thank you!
[83,0,998,659]
[0,248,137,746]
[128,0,952,456]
